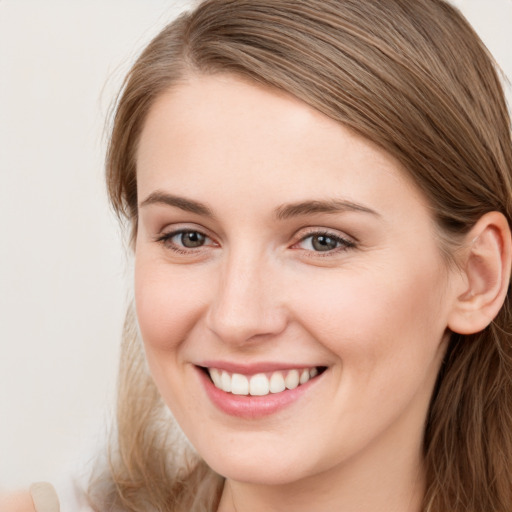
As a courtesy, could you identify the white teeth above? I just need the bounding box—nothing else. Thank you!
[221,371,232,393]
[299,369,310,385]
[269,372,286,393]
[208,367,321,396]
[210,368,222,388]
[285,369,300,390]
[249,373,269,396]
[231,373,249,395]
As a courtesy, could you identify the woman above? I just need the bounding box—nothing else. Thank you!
[5,0,512,510]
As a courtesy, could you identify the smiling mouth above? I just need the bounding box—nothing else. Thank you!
[202,366,326,396]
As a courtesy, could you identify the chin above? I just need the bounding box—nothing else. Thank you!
[199,445,315,486]
[210,461,305,486]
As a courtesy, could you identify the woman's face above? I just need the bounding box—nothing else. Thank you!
[135,74,457,486]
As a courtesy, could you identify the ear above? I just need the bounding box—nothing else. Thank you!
[448,211,512,335]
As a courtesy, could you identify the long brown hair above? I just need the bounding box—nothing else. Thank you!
[94,1,512,510]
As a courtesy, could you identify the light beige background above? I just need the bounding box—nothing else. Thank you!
[0,0,511,489]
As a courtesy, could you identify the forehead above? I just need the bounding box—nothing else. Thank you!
[136,73,428,220]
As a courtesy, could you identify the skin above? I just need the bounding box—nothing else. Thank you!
[134,73,465,512]
[0,492,35,512]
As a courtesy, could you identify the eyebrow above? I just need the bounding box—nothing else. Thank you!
[140,191,214,217]
[274,199,379,220]
[139,191,379,220]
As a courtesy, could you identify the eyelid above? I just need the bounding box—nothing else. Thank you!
[294,225,357,240]
[154,221,215,240]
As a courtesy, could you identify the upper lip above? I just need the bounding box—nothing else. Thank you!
[197,361,324,374]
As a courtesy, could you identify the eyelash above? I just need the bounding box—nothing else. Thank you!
[294,230,356,256]
[154,228,356,256]
[154,229,216,255]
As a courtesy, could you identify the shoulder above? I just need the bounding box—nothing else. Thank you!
[0,491,36,512]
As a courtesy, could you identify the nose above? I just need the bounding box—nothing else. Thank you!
[205,249,288,346]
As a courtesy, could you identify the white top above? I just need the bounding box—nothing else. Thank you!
[30,475,94,512]
[29,483,59,512]
[54,474,94,512]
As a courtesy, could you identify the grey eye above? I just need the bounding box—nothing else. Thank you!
[178,231,206,248]
[296,231,354,253]
[310,234,339,251]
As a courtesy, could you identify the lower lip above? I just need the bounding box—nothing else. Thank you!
[196,367,323,419]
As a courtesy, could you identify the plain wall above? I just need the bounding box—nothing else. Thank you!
[0,0,192,488]
[0,0,511,490]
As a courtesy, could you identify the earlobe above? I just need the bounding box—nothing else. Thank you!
[448,212,512,335]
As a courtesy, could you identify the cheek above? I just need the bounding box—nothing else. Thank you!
[281,259,449,464]
[289,256,449,383]
[134,253,205,355]
[133,255,204,413]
